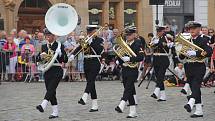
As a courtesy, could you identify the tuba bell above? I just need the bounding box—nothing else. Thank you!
[113,36,138,68]
[175,33,205,62]
[38,3,78,72]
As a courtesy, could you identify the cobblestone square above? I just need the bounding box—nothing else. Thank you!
[0,81,215,121]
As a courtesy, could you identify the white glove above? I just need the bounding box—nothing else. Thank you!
[152,38,159,44]
[186,50,196,57]
[116,60,119,65]
[122,56,130,62]
[40,52,47,58]
[88,38,93,45]
[56,48,62,57]
[167,42,174,48]
[68,54,75,62]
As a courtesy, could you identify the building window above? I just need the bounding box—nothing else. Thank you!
[21,0,51,9]
[124,2,137,27]
[89,2,103,25]
[163,0,194,34]
[0,19,4,30]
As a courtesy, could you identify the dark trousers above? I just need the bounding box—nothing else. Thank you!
[121,67,138,106]
[184,62,206,104]
[84,59,100,99]
[44,66,63,105]
[153,56,170,91]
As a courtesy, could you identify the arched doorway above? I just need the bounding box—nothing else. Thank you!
[17,0,51,34]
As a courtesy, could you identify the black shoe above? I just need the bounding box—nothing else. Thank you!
[187,95,191,101]
[36,105,44,113]
[127,104,138,107]
[78,98,86,105]
[151,93,158,99]
[89,109,98,112]
[184,104,192,113]
[49,115,59,119]
[126,115,137,118]
[115,106,123,113]
[190,114,203,118]
[180,89,187,95]
[157,99,166,102]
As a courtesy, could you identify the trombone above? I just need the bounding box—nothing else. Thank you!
[73,27,104,57]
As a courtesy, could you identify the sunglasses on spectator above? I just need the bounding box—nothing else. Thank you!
[209,31,214,33]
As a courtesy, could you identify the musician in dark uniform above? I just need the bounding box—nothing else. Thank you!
[150,26,173,102]
[181,21,212,118]
[114,27,144,118]
[36,28,68,119]
[69,25,105,112]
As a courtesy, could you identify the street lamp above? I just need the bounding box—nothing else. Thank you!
[149,0,165,25]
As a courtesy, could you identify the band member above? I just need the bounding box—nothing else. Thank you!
[36,28,68,119]
[150,26,173,101]
[180,24,191,95]
[115,27,144,118]
[137,33,153,81]
[181,21,212,118]
[69,25,106,112]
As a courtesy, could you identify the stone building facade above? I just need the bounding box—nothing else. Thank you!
[0,0,153,37]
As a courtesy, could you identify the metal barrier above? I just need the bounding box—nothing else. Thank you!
[0,50,85,82]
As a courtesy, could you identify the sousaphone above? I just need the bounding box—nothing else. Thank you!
[38,3,78,72]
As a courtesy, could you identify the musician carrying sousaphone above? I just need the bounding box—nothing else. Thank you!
[36,28,68,119]
[36,3,76,119]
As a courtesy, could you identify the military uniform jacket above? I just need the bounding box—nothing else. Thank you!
[72,36,104,64]
[119,39,144,68]
[40,41,68,63]
[153,35,169,54]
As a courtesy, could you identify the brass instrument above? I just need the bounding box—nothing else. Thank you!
[113,36,138,68]
[40,48,54,64]
[175,33,205,62]
[74,27,104,57]
[38,3,78,72]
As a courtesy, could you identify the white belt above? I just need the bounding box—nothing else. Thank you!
[52,63,61,66]
[186,60,204,63]
[122,63,129,67]
[153,53,169,56]
[84,55,101,58]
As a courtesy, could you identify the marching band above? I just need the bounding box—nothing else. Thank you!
[31,3,215,120]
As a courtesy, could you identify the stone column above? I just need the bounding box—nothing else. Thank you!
[4,3,16,33]
[102,0,109,25]
[75,0,89,31]
[137,0,144,36]
[208,0,215,28]
[142,0,153,38]
[115,0,124,30]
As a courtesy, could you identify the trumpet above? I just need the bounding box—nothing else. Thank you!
[74,27,104,57]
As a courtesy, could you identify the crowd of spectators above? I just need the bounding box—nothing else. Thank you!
[1,23,215,87]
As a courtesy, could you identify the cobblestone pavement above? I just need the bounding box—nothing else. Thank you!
[0,81,215,121]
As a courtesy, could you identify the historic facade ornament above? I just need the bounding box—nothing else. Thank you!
[3,0,16,11]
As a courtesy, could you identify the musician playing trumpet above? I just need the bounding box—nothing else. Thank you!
[150,26,173,102]
[69,25,108,112]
